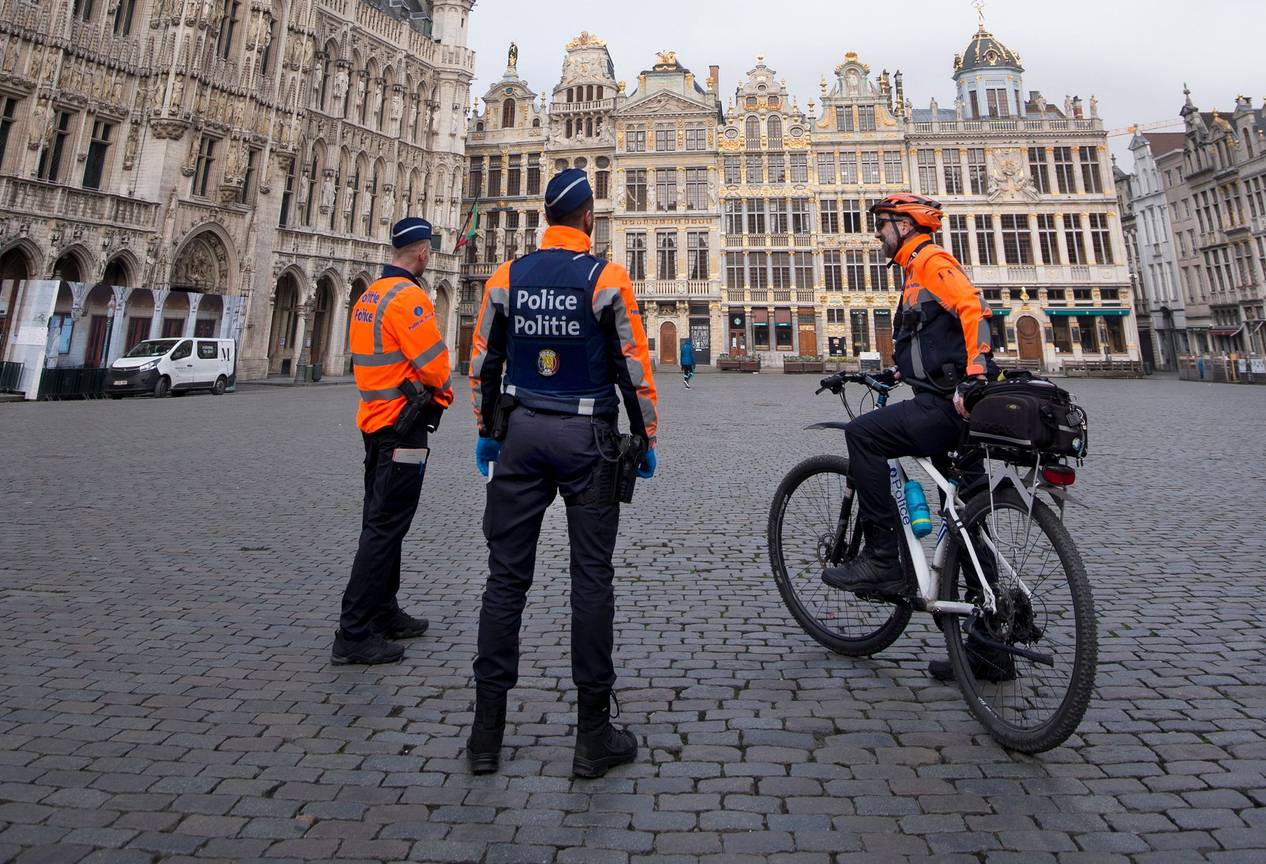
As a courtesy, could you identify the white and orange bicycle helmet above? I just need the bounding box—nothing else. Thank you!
[869,193,944,233]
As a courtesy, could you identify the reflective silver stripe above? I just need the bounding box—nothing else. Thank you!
[577,397,595,416]
[547,174,589,208]
[352,350,406,367]
[587,261,602,282]
[372,281,412,354]
[974,432,1034,447]
[409,341,446,370]
[505,383,518,396]
[438,375,452,393]
[360,387,403,402]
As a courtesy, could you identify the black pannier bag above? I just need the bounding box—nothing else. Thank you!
[967,373,1088,460]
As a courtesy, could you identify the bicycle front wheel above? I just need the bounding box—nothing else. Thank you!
[940,487,1097,753]
[768,455,911,656]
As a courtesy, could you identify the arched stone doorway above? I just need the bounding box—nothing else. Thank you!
[659,321,678,365]
[122,290,155,352]
[80,283,115,368]
[0,246,34,355]
[268,273,301,375]
[171,230,230,294]
[1016,315,1043,363]
[435,282,451,347]
[309,276,336,368]
[103,256,131,289]
[53,251,84,284]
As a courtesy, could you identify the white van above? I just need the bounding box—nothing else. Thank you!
[107,338,237,398]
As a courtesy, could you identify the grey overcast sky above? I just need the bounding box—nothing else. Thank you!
[463,0,1264,169]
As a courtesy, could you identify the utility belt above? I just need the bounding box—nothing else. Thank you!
[493,393,643,505]
[392,378,445,437]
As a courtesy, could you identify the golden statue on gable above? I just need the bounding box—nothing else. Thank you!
[656,50,678,66]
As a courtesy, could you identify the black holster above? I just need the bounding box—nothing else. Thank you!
[491,393,517,442]
[393,379,444,436]
[578,431,645,506]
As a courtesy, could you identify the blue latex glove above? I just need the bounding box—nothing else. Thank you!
[475,436,502,477]
[636,447,657,479]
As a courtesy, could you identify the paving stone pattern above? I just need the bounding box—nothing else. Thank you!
[1,374,1264,864]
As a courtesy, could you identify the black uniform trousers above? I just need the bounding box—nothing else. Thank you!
[340,426,428,641]
[475,409,621,699]
[844,389,970,526]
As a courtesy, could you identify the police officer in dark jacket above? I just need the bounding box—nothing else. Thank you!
[465,169,660,778]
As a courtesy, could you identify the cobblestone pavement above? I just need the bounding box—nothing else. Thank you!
[1,373,1264,864]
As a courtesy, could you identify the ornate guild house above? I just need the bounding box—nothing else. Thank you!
[462,18,1140,374]
[0,0,474,398]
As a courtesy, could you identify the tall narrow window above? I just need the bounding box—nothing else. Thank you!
[0,97,15,169]
[768,153,785,184]
[279,158,295,227]
[745,116,761,148]
[685,167,706,211]
[504,211,519,259]
[467,156,483,198]
[1028,147,1050,195]
[943,149,963,195]
[487,156,501,196]
[1053,147,1076,194]
[192,136,217,197]
[595,168,609,200]
[835,105,854,132]
[746,154,764,184]
[724,199,743,235]
[656,230,678,279]
[1089,213,1113,263]
[725,251,744,290]
[655,124,676,152]
[217,2,241,59]
[794,251,813,287]
[771,251,791,291]
[655,168,677,212]
[1063,214,1085,264]
[525,211,540,254]
[344,165,361,233]
[819,198,838,234]
[112,0,136,35]
[506,154,521,196]
[917,150,937,194]
[768,199,789,235]
[823,250,842,291]
[839,151,858,185]
[238,147,258,205]
[724,156,741,185]
[790,153,808,183]
[303,154,319,225]
[37,111,73,182]
[685,124,707,151]
[748,253,768,291]
[869,251,891,291]
[687,230,709,280]
[72,0,94,22]
[975,215,997,265]
[526,153,541,195]
[857,105,875,132]
[767,116,783,150]
[861,151,880,184]
[1036,214,1058,264]
[626,127,646,152]
[882,150,903,185]
[967,148,987,194]
[790,198,812,235]
[1079,146,1103,194]
[82,120,113,190]
[841,198,861,234]
[746,198,766,235]
[501,98,515,128]
[816,153,835,185]
[626,169,647,212]
[845,251,865,290]
[986,88,1010,118]
[949,215,971,264]
[1000,214,1032,264]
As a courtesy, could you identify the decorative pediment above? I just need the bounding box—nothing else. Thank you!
[621,90,707,117]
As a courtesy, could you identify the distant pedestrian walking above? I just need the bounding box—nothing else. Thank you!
[680,337,696,389]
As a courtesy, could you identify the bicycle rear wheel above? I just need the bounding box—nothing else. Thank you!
[940,487,1097,753]
[768,455,911,656]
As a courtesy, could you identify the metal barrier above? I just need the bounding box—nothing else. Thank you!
[38,367,108,400]
[0,361,22,393]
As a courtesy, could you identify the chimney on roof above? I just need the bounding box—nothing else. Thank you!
[709,65,720,92]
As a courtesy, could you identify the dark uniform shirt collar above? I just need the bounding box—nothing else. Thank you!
[382,264,421,286]
[541,225,592,253]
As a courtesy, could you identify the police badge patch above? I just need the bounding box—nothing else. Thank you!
[537,349,560,377]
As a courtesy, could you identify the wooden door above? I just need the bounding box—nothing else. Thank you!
[798,327,817,358]
[457,323,474,372]
[659,321,677,365]
[125,317,150,352]
[1017,315,1042,361]
[873,310,894,365]
[85,315,109,368]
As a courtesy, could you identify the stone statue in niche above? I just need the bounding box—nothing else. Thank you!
[123,122,139,170]
[332,66,349,103]
[321,172,336,212]
[352,74,366,114]
[389,90,403,129]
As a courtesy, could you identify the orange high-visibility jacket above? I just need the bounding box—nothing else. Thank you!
[350,271,454,434]
[892,233,994,390]
[469,225,659,445]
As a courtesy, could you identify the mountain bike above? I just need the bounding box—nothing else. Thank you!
[768,372,1097,753]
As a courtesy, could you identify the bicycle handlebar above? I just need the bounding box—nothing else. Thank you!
[815,372,898,396]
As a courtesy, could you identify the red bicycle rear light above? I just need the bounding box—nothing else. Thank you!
[1042,465,1076,487]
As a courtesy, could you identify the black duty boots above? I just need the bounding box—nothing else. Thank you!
[573,692,638,779]
[330,630,405,666]
[380,608,429,639]
[822,521,907,595]
[466,688,507,774]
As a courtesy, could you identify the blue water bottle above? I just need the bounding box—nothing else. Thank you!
[904,480,933,538]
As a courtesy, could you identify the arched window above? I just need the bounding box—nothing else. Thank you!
[368,162,381,238]
[318,48,334,111]
[502,98,515,128]
[767,115,783,148]
[345,159,362,234]
[745,115,761,148]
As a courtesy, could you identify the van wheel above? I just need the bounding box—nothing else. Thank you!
[212,375,227,396]
[154,376,171,398]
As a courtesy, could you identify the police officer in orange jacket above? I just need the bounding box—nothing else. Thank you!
[332,217,454,666]
[823,194,996,594]
[465,169,659,778]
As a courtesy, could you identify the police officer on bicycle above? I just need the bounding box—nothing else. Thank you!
[821,194,1009,681]
[465,169,659,777]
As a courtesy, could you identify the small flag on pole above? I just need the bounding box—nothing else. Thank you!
[454,200,479,251]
